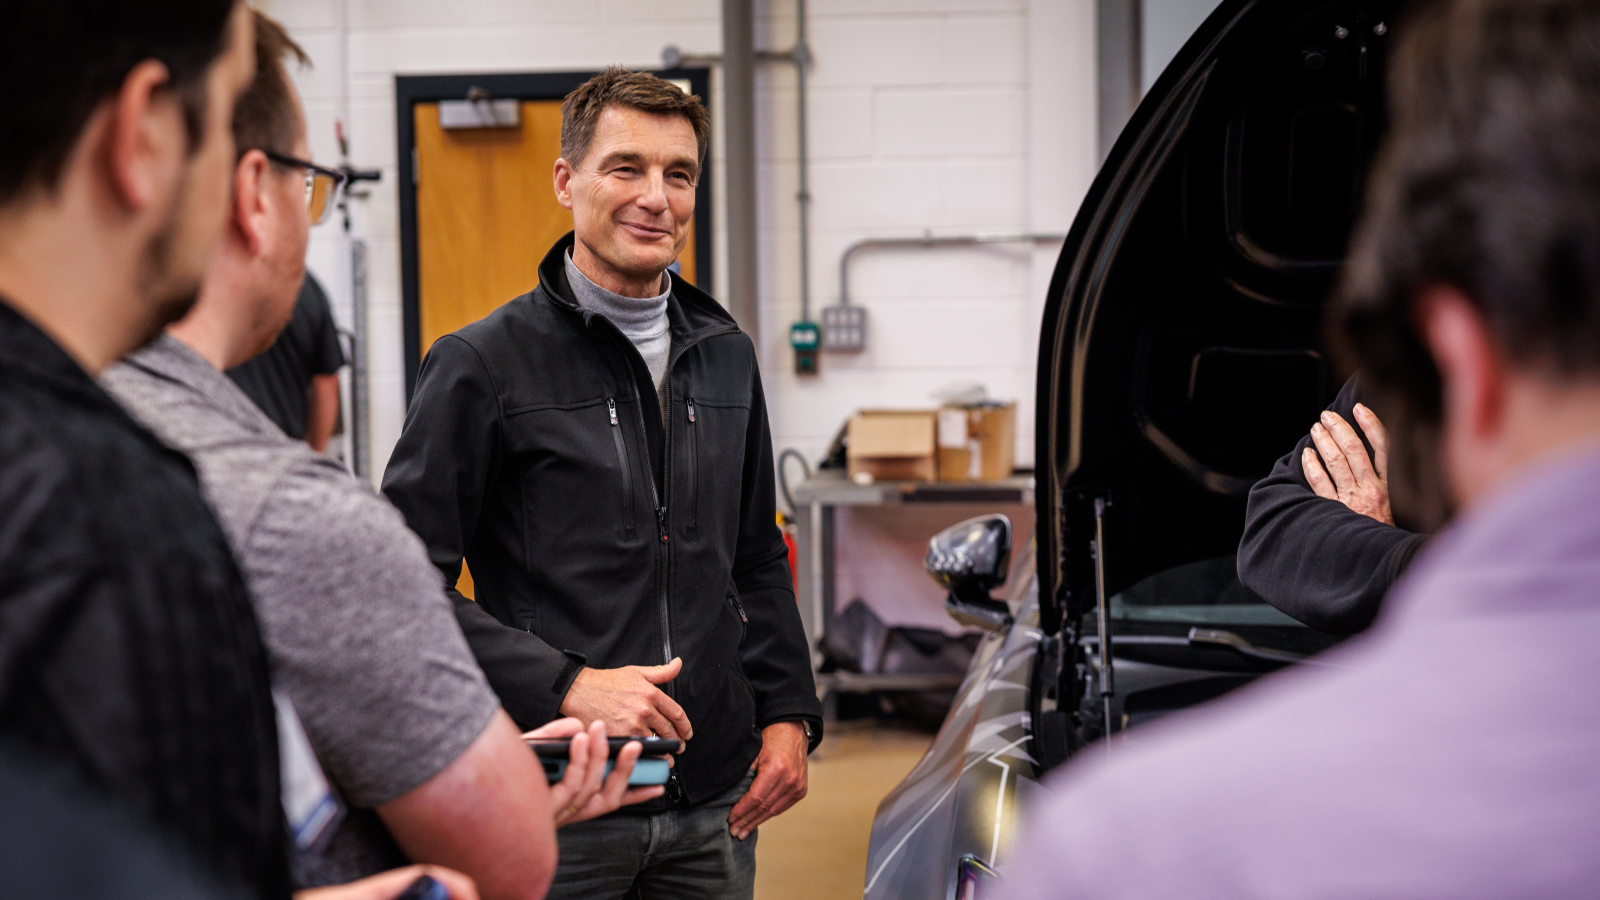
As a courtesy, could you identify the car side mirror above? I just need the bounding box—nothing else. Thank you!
[925,515,1013,631]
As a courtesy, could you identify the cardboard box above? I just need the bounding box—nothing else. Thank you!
[847,410,937,482]
[936,403,1016,482]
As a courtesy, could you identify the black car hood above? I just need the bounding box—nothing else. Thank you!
[1035,0,1403,635]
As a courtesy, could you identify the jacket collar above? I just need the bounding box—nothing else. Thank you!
[0,301,204,467]
[536,231,740,347]
[116,334,283,438]
[0,299,130,410]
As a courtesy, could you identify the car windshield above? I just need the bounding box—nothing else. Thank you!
[1108,555,1304,629]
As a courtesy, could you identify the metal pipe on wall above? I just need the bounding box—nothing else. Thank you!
[669,0,811,345]
[336,0,372,481]
[791,0,813,326]
[836,232,1068,309]
[721,0,760,339]
[1097,0,1143,161]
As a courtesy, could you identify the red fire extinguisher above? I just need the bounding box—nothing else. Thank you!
[777,511,799,594]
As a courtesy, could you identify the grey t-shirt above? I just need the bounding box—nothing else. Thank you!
[103,336,500,887]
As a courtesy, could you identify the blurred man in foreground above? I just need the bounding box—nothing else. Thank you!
[1001,0,1600,896]
[0,2,292,894]
[102,12,659,900]
[0,3,490,897]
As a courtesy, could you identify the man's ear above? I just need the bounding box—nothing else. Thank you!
[553,158,574,210]
[1415,284,1508,444]
[106,60,183,211]
[231,150,270,256]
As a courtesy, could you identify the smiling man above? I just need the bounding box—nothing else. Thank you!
[382,69,821,900]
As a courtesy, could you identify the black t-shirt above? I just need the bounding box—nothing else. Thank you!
[0,302,290,900]
[228,273,346,440]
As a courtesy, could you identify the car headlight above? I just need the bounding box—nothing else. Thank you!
[957,855,1000,900]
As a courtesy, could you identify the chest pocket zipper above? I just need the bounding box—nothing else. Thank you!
[686,398,699,538]
[607,398,637,539]
[729,591,747,643]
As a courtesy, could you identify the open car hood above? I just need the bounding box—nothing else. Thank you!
[1034,0,1404,635]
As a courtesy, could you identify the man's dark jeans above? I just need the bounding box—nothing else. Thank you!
[546,770,758,900]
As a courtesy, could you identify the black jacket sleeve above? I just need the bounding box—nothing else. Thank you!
[1237,374,1427,634]
[381,336,578,727]
[731,360,824,751]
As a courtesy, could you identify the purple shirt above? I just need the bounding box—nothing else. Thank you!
[1000,447,1600,900]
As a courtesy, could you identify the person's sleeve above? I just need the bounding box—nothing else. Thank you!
[244,461,499,807]
[730,353,823,751]
[1237,374,1427,634]
[381,336,578,728]
[303,279,346,376]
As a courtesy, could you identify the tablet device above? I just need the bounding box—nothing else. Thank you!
[393,875,448,900]
[526,736,680,785]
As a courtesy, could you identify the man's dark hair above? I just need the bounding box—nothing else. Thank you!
[1333,0,1600,524]
[561,67,711,171]
[0,0,239,206]
[235,10,310,157]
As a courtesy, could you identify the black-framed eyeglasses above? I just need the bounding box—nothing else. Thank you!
[263,150,348,225]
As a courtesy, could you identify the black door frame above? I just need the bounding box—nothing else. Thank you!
[395,68,714,399]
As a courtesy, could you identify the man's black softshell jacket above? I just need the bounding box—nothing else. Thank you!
[1237,375,1427,634]
[383,234,821,805]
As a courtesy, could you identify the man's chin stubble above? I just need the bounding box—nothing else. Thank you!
[132,184,205,352]
[133,248,203,350]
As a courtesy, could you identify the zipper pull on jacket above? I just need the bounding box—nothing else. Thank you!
[687,398,697,423]
[607,397,619,425]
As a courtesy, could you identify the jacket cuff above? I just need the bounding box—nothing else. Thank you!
[551,650,587,700]
[761,712,824,753]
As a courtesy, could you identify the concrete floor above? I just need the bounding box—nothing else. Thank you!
[754,723,934,900]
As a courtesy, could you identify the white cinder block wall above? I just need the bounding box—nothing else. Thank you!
[259,0,1097,486]
[755,0,1096,472]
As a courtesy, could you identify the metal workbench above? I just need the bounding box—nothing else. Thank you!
[790,469,1036,708]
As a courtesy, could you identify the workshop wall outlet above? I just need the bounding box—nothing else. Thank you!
[790,321,820,375]
[821,306,867,351]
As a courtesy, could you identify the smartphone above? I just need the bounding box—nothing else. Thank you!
[526,736,681,786]
[392,875,449,900]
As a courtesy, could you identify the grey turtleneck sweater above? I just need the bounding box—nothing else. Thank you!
[564,251,672,421]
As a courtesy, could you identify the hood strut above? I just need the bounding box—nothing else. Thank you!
[1092,496,1116,750]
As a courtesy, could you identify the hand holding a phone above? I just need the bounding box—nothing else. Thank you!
[523,718,666,825]
[292,864,477,900]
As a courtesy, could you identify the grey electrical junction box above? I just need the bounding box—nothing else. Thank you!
[821,305,867,351]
